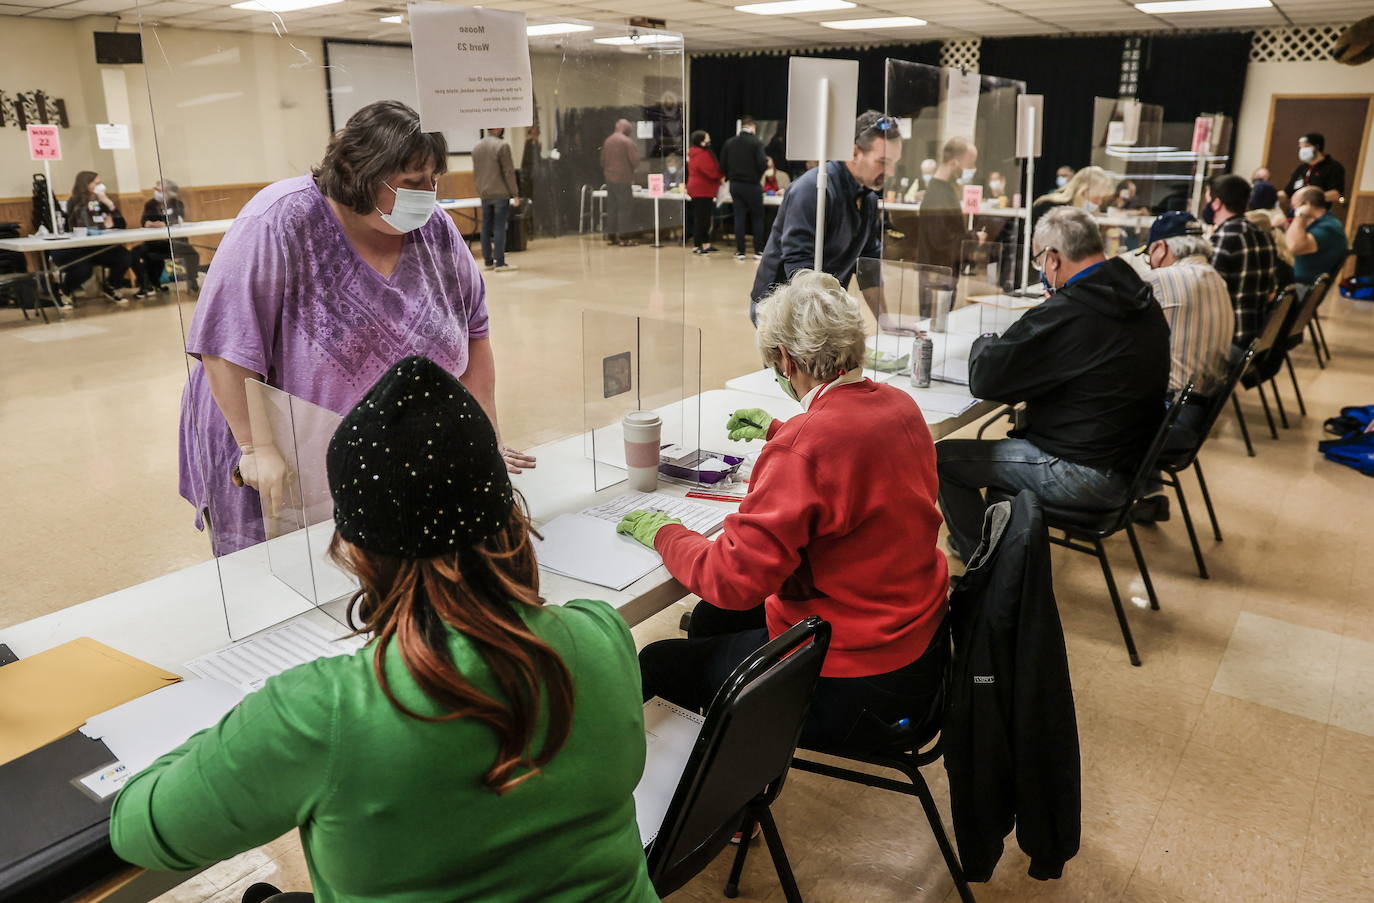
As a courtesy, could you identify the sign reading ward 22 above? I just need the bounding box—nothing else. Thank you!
[27,124,61,161]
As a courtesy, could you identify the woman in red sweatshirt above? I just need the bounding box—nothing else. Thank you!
[618,271,950,751]
[686,130,725,255]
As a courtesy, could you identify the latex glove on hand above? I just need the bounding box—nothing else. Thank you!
[232,442,291,517]
[616,510,684,550]
[726,408,774,442]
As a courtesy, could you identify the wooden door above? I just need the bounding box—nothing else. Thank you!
[1263,95,1372,230]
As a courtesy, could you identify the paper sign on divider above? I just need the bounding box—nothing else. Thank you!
[408,3,533,132]
[96,123,131,150]
[647,173,665,197]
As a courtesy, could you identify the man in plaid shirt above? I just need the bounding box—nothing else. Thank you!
[1207,173,1278,346]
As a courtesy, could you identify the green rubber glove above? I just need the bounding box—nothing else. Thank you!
[616,510,684,549]
[726,408,774,442]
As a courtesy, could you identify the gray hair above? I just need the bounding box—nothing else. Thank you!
[1161,234,1214,260]
[755,270,867,381]
[1032,206,1104,263]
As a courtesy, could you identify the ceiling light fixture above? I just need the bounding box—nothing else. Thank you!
[593,33,682,45]
[1134,0,1270,13]
[527,23,594,35]
[378,14,402,23]
[735,0,855,15]
[230,0,344,12]
[820,15,926,28]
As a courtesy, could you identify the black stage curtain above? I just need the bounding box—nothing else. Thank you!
[979,35,1127,198]
[688,43,941,159]
[1137,31,1252,157]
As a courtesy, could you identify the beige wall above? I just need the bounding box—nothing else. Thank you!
[1234,60,1374,194]
[0,16,333,200]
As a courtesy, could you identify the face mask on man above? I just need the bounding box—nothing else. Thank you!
[1056,175,1069,188]
[922,173,933,184]
[1201,201,1216,225]
[961,168,976,183]
[1298,145,1316,164]
[377,180,436,233]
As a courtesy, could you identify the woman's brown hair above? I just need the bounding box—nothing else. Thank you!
[313,100,448,215]
[328,490,573,794]
[68,170,99,211]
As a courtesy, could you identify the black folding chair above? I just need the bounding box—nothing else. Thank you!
[790,649,976,903]
[989,388,1192,666]
[1232,287,1295,446]
[1308,251,1350,364]
[1276,274,1331,418]
[645,617,831,902]
[1157,346,1255,579]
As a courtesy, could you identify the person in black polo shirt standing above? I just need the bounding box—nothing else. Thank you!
[1279,132,1346,209]
[719,117,769,260]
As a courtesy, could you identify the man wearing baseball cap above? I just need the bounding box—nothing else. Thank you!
[1140,211,1234,397]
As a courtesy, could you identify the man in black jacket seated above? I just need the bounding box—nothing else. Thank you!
[936,206,1171,561]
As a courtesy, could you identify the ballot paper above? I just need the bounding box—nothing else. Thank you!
[184,619,368,693]
[80,679,246,778]
[636,697,705,847]
[534,493,730,591]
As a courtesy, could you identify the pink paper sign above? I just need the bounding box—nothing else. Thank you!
[1190,117,1212,156]
[961,184,983,215]
[647,173,665,197]
[27,124,61,161]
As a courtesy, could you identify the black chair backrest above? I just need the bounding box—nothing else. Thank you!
[645,616,831,896]
[1289,274,1331,338]
[1105,385,1194,534]
[1254,286,1297,357]
[1163,345,1256,471]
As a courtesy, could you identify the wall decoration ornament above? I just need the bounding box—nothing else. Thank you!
[1250,25,1349,63]
[940,38,980,73]
[0,91,71,130]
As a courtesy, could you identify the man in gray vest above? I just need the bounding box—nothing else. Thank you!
[472,128,521,272]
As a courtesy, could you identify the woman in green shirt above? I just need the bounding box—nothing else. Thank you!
[110,356,659,903]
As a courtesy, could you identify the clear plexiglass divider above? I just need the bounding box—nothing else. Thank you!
[1090,97,1164,256]
[856,257,953,388]
[133,1,686,638]
[883,58,1027,296]
[583,310,702,492]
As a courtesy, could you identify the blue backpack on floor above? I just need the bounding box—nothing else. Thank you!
[1319,405,1374,476]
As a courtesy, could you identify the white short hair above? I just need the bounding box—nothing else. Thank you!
[755,270,867,381]
[1032,206,1104,263]
[1160,234,1214,260]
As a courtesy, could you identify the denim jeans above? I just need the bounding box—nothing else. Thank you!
[937,438,1130,561]
[480,198,510,266]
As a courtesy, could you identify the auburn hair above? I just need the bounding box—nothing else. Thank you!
[329,491,573,795]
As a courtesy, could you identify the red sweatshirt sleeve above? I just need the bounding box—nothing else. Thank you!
[654,445,825,611]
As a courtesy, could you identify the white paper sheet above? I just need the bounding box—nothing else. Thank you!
[183,619,367,692]
[534,493,729,591]
[409,3,533,132]
[80,679,246,776]
[636,697,705,847]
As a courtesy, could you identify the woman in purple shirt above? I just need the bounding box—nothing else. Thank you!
[179,100,534,556]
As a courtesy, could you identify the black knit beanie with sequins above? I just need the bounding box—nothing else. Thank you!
[326,355,514,558]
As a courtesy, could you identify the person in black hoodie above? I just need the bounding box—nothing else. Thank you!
[936,206,1170,561]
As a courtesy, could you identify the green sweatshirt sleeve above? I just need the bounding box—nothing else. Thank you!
[109,659,342,871]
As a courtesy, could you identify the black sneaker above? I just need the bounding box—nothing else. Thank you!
[1130,495,1171,525]
[734,252,746,260]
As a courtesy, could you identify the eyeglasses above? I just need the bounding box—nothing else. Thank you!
[1032,247,1056,268]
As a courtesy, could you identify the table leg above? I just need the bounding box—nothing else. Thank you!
[653,197,661,248]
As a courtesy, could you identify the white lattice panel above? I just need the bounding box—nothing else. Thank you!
[940,38,981,73]
[1250,25,1348,62]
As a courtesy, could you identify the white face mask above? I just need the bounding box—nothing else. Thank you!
[989,181,1005,195]
[961,168,976,183]
[93,182,107,194]
[1056,175,1069,188]
[377,181,436,233]
[1298,146,1315,163]
[1082,199,1099,213]
[922,173,933,184]
[153,190,164,201]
